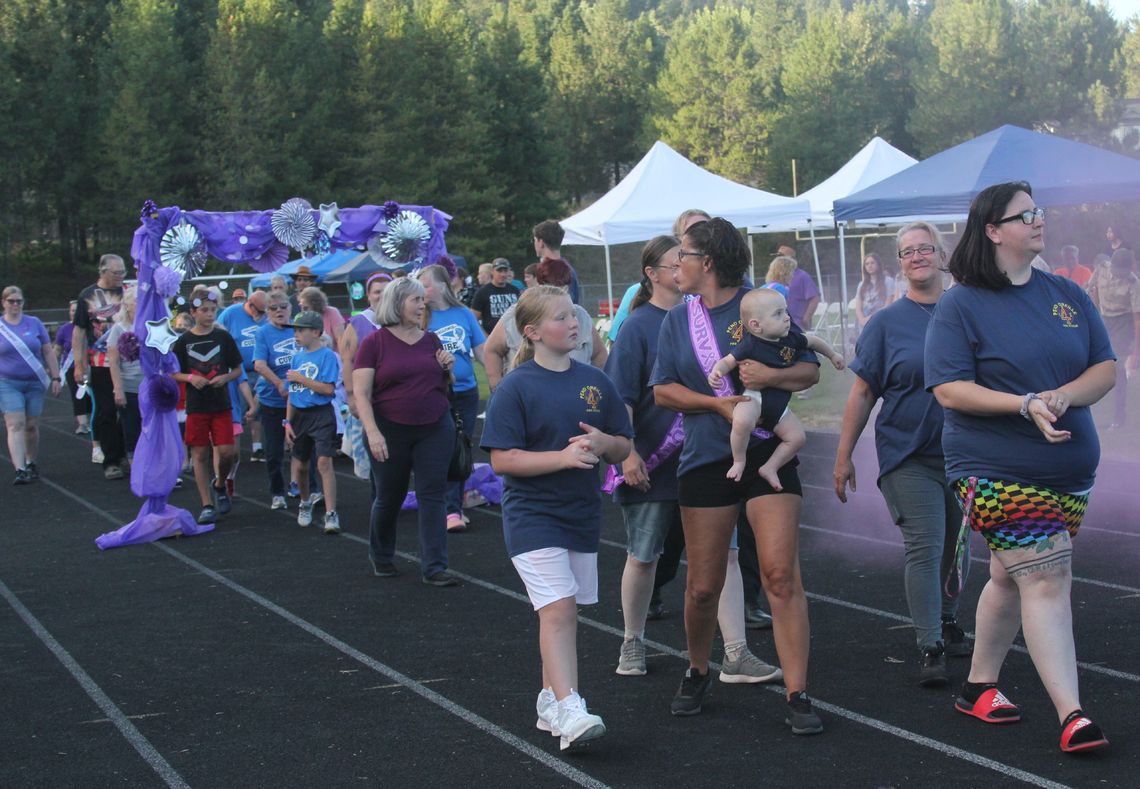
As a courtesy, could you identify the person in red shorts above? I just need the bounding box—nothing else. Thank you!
[172,292,244,524]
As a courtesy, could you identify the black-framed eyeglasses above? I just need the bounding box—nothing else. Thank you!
[676,249,705,262]
[993,207,1045,226]
[898,244,937,260]
[4,298,24,304]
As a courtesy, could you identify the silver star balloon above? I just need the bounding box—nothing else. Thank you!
[319,202,341,240]
[144,319,181,354]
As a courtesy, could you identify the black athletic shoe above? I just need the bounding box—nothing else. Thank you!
[250,448,265,463]
[745,604,774,630]
[197,506,217,525]
[671,668,711,716]
[785,691,824,735]
[371,560,400,578]
[422,571,460,587]
[24,462,39,481]
[13,469,31,485]
[646,599,666,621]
[919,642,949,687]
[942,619,973,657]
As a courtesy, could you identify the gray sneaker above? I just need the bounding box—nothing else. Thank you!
[615,637,647,676]
[322,511,341,534]
[297,501,313,527]
[719,649,783,684]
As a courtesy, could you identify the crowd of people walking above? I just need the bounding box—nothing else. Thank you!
[1,193,1121,754]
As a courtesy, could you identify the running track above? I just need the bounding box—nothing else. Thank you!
[1,395,1135,787]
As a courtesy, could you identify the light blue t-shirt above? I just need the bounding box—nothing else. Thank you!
[218,303,266,371]
[426,305,485,393]
[648,288,818,476]
[924,270,1114,492]
[253,323,298,409]
[848,298,945,482]
[604,303,680,504]
[228,368,249,424]
[605,283,641,341]
[288,345,340,410]
[481,360,632,557]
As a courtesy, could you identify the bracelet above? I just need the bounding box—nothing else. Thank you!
[1019,392,1039,421]
[282,419,291,427]
[50,376,60,382]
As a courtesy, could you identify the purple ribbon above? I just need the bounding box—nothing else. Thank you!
[602,413,684,493]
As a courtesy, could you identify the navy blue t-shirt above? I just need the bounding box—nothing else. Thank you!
[481,360,633,557]
[603,303,680,504]
[730,327,809,427]
[849,298,945,482]
[649,288,819,476]
[924,270,1114,492]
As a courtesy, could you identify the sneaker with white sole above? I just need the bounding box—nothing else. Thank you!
[322,511,341,534]
[271,496,287,510]
[297,501,313,527]
[535,688,560,736]
[309,492,323,507]
[92,446,105,464]
[616,637,647,676]
[719,649,782,684]
[556,691,605,751]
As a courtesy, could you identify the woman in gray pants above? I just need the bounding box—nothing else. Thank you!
[833,220,971,687]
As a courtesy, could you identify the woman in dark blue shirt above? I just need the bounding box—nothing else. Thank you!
[925,182,1114,753]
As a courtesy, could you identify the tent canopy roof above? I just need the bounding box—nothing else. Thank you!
[750,137,917,232]
[561,141,809,246]
[834,125,1140,224]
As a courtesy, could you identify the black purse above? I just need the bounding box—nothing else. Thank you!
[447,394,474,483]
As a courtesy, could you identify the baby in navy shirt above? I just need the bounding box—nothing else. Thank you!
[708,288,845,487]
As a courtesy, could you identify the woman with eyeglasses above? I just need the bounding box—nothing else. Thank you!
[834,222,972,689]
[1,286,62,484]
[650,218,823,734]
[925,182,1113,753]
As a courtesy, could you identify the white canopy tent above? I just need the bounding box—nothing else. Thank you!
[746,137,923,349]
[559,140,810,308]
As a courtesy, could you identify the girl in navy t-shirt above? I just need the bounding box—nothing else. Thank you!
[481,285,632,752]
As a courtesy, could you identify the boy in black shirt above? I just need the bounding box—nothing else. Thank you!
[172,293,244,524]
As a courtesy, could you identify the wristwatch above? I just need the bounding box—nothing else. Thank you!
[1019,393,1040,421]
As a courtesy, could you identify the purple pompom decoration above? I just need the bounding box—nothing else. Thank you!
[383,200,400,220]
[117,331,140,363]
[143,374,180,414]
[140,199,158,220]
[434,255,457,282]
[153,264,184,298]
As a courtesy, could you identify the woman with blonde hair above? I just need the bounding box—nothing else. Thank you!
[764,256,796,298]
[106,287,143,459]
[1,285,61,484]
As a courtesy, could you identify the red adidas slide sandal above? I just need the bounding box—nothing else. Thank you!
[955,687,1021,723]
[1060,710,1108,753]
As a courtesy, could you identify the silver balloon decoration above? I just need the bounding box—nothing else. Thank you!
[271,198,317,252]
[381,210,431,265]
[159,220,208,278]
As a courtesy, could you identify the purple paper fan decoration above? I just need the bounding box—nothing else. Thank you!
[382,200,400,220]
[117,331,140,363]
[271,198,317,252]
[140,199,158,220]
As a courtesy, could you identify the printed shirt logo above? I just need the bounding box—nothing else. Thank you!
[240,323,260,348]
[434,323,468,355]
[1052,302,1079,328]
[289,360,319,393]
[272,337,297,369]
[727,319,744,345]
[579,385,603,413]
[779,345,796,364]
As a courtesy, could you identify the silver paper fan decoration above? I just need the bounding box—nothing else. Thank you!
[367,233,402,270]
[159,219,208,278]
[381,210,431,265]
[271,198,317,252]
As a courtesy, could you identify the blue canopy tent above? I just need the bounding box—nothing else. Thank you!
[248,248,365,288]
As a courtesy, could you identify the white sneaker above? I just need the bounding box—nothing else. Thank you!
[322,511,341,534]
[297,501,313,527]
[535,687,560,736]
[556,690,605,751]
[271,496,287,510]
[309,492,324,507]
[91,446,104,464]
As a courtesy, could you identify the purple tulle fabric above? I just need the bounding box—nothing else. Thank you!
[98,201,450,549]
[402,463,502,510]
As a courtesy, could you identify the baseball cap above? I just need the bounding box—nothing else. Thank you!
[287,311,323,330]
[492,258,511,271]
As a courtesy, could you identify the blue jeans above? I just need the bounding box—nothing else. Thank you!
[444,387,480,516]
[368,411,454,577]
[879,455,967,648]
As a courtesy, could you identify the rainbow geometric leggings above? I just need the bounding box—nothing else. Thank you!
[952,478,1088,552]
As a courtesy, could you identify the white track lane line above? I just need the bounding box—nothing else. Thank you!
[0,578,191,789]
[25,471,609,789]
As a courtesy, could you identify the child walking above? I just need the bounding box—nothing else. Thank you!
[284,311,341,533]
[171,293,244,524]
[707,288,845,488]
[481,286,632,752]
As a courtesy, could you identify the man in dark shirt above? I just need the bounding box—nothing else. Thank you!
[470,259,521,335]
[72,254,128,479]
[532,220,581,305]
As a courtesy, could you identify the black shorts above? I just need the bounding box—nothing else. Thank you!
[291,404,337,462]
[677,439,802,508]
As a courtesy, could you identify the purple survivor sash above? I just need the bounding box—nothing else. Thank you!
[602,412,683,493]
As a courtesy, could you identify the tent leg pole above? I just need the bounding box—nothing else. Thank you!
[604,242,614,319]
[838,223,849,353]
[748,234,756,285]
[808,223,823,307]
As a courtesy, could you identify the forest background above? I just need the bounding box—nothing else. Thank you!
[5,0,1140,306]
